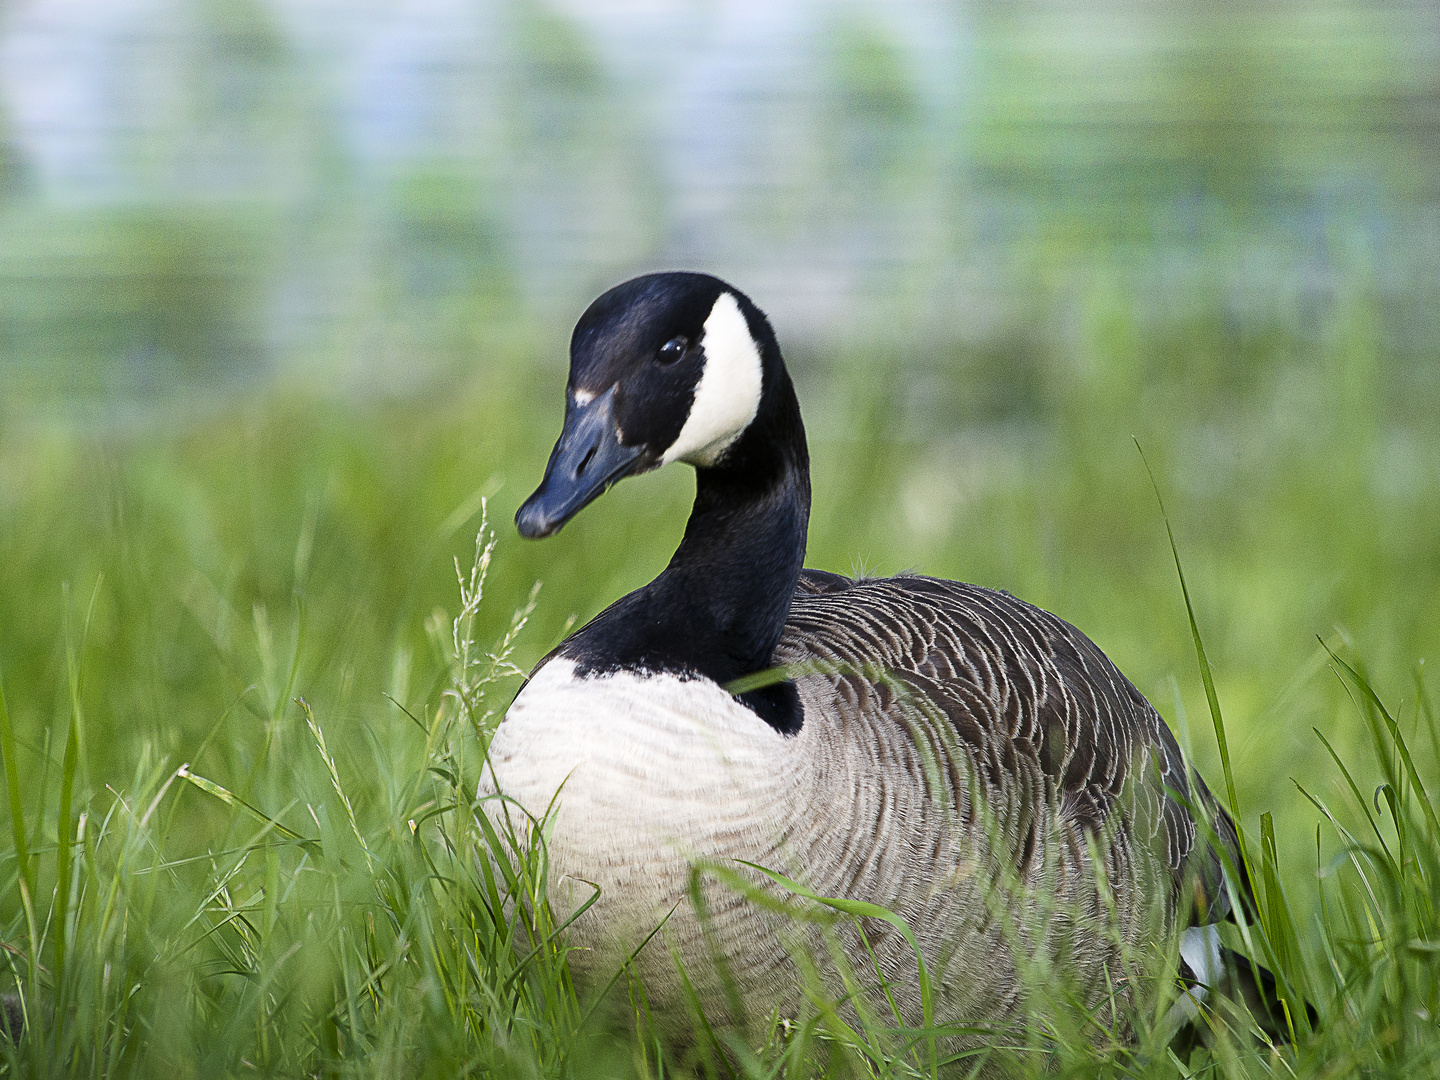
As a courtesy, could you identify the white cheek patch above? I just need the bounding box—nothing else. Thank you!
[660,292,764,467]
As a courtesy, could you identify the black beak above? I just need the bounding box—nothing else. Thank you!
[516,385,646,539]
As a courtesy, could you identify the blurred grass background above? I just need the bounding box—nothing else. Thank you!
[1,0,1439,1071]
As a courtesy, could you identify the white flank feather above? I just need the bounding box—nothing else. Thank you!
[1180,923,1224,995]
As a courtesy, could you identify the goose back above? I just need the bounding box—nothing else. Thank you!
[785,570,1240,909]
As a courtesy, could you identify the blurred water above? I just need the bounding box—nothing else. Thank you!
[0,0,1437,403]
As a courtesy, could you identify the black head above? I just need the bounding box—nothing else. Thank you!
[516,272,779,539]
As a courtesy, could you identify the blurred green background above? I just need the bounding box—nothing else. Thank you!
[1,0,1438,950]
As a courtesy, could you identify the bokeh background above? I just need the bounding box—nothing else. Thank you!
[2,0,1439,941]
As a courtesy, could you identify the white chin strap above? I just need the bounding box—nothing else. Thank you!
[660,292,764,467]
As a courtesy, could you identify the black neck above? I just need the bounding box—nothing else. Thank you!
[558,367,811,731]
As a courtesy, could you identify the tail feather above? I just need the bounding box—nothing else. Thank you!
[1166,925,1317,1049]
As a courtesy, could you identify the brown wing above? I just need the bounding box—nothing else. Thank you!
[781,570,1244,924]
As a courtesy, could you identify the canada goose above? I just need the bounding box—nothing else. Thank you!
[484,272,1280,1056]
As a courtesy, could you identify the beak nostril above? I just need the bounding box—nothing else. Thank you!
[576,444,598,478]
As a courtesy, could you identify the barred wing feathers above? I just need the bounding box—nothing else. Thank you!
[783,570,1242,925]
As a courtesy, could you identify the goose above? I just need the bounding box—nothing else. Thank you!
[484,271,1281,1058]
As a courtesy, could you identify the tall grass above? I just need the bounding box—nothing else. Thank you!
[1,325,1438,1076]
[0,516,615,1076]
[0,475,1436,1077]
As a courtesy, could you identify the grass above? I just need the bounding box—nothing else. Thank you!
[1,290,1439,1075]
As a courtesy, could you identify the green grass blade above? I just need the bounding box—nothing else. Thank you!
[52,575,103,1015]
[1325,642,1440,840]
[1259,811,1308,1037]
[175,764,315,849]
[501,880,602,994]
[0,666,33,903]
[723,666,791,695]
[1137,443,1262,931]
[299,698,374,874]
[736,861,938,1079]
[573,904,678,1035]
[1418,661,1438,764]
[1137,448,1243,830]
[1314,727,1393,863]
[53,630,84,1000]
[1293,780,1387,922]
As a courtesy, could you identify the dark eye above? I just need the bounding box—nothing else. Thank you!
[657,336,687,365]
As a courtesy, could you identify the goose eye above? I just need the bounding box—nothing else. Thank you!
[657,337,687,365]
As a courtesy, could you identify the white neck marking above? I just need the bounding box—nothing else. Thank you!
[661,292,764,467]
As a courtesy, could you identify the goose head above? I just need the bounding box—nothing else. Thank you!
[516,272,786,540]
